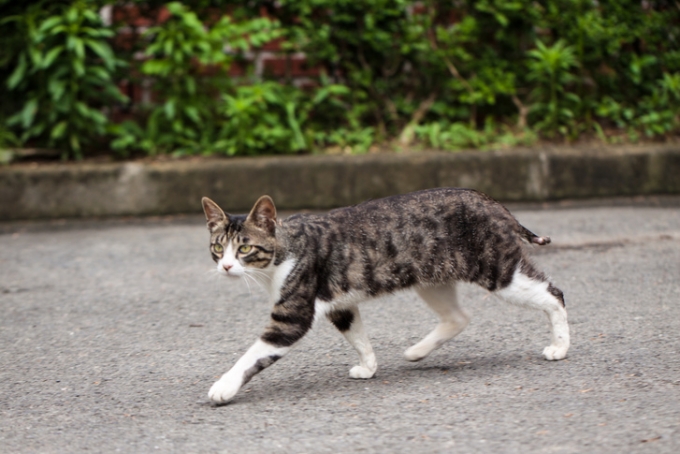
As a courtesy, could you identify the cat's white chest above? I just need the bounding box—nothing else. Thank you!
[265,257,297,303]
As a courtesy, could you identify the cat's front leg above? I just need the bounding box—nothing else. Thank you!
[209,294,315,404]
[209,339,288,404]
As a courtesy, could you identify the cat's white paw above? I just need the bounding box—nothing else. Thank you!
[208,377,241,404]
[349,365,376,379]
[403,345,429,362]
[543,345,568,361]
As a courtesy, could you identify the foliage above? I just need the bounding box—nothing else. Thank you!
[231,0,680,145]
[111,2,351,157]
[415,119,537,151]
[112,1,283,155]
[526,39,580,136]
[214,81,350,155]
[0,0,678,159]
[0,124,21,164]
[2,1,126,159]
[596,71,680,141]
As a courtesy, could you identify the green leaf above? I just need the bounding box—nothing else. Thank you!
[87,65,111,82]
[83,9,100,23]
[166,2,185,16]
[285,102,306,150]
[69,133,81,154]
[164,99,176,119]
[67,35,77,51]
[74,38,85,59]
[47,78,66,101]
[20,98,38,129]
[184,106,200,123]
[75,102,90,118]
[141,60,170,76]
[48,25,67,36]
[28,46,42,67]
[185,77,196,96]
[0,14,21,27]
[66,7,78,24]
[81,26,107,37]
[50,121,67,139]
[7,54,27,90]
[163,40,174,57]
[494,13,508,27]
[85,40,114,67]
[38,16,63,34]
[72,58,85,76]
[41,45,64,69]
[89,109,107,126]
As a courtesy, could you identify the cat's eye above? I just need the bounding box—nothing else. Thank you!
[213,244,224,253]
[238,245,253,254]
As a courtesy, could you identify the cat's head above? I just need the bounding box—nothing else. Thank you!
[201,196,278,278]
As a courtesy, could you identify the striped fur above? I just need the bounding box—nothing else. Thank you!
[202,188,569,404]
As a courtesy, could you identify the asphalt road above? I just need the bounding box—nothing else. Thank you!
[1,196,679,453]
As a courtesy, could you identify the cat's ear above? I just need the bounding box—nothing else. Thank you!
[246,195,277,235]
[202,197,229,231]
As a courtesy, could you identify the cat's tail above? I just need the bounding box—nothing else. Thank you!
[519,225,551,246]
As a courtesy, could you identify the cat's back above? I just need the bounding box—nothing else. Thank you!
[281,188,526,295]
[283,187,520,241]
[323,187,515,227]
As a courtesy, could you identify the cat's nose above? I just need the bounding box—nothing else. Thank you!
[223,264,233,272]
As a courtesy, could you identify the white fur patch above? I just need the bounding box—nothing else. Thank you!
[495,268,569,360]
[216,242,245,277]
[266,257,297,303]
[209,339,290,404]
[313,290,368,324]
[495,270,551,309]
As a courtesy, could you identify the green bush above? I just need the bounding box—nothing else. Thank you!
[214,81,351,155]
[2,0,126,159]
[111,1,284,155]
[111,1,351,157]
[233,0,679,147]
[1,0,678,159]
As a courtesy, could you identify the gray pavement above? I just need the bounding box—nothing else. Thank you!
[1,197,679,453]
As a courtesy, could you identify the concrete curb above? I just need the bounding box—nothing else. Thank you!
[1,144,679,220]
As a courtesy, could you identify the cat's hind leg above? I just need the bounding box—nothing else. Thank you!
[494,262,569,360]
[327,306,377,379]
[404,283,470,361]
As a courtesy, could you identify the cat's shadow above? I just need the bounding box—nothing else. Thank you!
[207,351,543,407]
[401,352,528,374]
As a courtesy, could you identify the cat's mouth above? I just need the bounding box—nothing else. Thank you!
[221,268,244,278]
[216,262,244,278]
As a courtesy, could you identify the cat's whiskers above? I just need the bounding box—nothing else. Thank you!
[205,268,223,280]
[240,272,255,295]
[246,268,272,283]
[245,273,269,296]
[244,269,268,293]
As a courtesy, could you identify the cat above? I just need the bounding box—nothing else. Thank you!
[201,188,569,404]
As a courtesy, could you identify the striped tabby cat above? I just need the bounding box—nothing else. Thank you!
[201,188,569,404]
